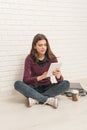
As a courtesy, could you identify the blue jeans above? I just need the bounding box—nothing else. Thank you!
[14,80,70,103]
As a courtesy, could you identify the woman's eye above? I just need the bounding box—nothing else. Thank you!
[38,45,42,47]
[39,44,47,47]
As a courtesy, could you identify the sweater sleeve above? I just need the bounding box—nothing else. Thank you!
[23,56,38,85]
[56,75,64,83]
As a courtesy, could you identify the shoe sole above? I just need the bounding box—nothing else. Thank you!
[27,98,32,107]
[53,98,58,109]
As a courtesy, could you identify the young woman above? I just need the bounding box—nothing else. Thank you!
[14,33,70,109]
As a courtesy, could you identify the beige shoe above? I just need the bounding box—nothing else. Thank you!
[45,97,58,109]
[28,98,38,107]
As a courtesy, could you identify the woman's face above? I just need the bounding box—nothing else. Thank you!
[34,39,47,56]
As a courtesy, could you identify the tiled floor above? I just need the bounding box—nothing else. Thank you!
[0,78,87,130]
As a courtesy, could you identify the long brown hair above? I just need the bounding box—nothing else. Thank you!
[30,33,57,62]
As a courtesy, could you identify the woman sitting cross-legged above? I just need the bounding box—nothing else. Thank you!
[14,33,70,109]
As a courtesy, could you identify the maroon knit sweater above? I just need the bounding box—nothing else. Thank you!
[23,55,63,86]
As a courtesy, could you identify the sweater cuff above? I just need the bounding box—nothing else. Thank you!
[56,75,64,82]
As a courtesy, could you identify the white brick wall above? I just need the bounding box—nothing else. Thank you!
[0,0,87,90]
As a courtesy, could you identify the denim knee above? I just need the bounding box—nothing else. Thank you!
[64,80,70,90]
[14,80,22,90]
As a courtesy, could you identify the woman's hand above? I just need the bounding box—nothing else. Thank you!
[52,69,61,79]
[37,72,47,81]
